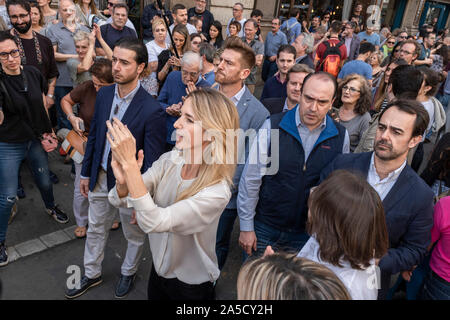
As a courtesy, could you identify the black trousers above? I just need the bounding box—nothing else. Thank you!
[147,265,215,300]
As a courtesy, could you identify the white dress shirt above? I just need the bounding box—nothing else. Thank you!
[367,153,406,200]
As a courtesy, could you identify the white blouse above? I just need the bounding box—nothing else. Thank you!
[297,236,379,300]
[109,151,231,284]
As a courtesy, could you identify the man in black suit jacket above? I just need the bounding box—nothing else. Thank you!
[66,38,166,299]
[321,99,434,300]
[261,63,313,115]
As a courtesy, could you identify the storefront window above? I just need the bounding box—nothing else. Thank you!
[278,0,343,21]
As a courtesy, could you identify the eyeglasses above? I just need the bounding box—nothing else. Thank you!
[0,49,20,60]
[342,85,360,94]
[387,41,396,44]
[191,41,201,45]
[9,13,29,21]
[398,36,407,39]
[181,69,199,78]
[399,49,413,55]
[107,2,114,6]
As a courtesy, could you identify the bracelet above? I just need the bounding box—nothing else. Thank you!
[47,94,55,99]
[67,113,75,120]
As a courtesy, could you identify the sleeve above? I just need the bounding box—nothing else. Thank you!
[431,200,443,244]
[281,33,288,45]
[157,75,170,108]
[238,119,271,231]
[123,181,231,235]
[378,194,434,274]
[69,82,86,104]
[260,82,269,101]
[81,88,102,179]
[157,50,168,74]
[359,113,371,141]
[375,34,381,47]
[366,65,373,80]
[143,102,167,171]
[147,43,158,62]
[256,42,264,56]
[45,26,57,45]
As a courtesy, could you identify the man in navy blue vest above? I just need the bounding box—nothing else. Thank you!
[238,72,350,257]
[320,99,434,300]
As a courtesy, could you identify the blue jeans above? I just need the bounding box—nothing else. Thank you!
[54,86,73,130]
[253,220,310,257]
[261,59,278,82]
[215,208,237,270]
[420,270,450,300]
[0,140,55,242]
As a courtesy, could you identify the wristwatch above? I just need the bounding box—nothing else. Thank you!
[47,94,55,99]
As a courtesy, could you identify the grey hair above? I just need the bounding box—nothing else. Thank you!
[301,32,314,54]
[199,43,215,64]
[181,51,203,70]
[73,30,90,43]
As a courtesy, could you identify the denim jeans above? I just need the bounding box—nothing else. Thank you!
[0,140,55,242]
[54,86,73,130]
[253,219,310,257]
[215,208,237,270]
[420,270,450,300]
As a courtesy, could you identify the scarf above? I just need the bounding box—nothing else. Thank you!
[13,28,42,65]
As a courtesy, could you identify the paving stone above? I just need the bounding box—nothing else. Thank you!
[40,230,71,248]
[14,239,47,257]
[63,225,78,240]
[7,246,21,262]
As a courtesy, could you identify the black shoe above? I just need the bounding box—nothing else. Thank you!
[0,242,8,267]
[17,186,26,199]
[65,275,102,299]
[115,274,135,298]
[49,171,59,184]
[46,205,69,224]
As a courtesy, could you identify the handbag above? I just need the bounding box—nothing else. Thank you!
[0,68,58,152]
[61,130,87,164]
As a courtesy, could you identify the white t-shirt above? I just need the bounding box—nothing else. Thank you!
[146,40,169,63]
[297,236,379,300]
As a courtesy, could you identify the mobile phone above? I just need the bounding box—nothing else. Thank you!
[79,120,85,132]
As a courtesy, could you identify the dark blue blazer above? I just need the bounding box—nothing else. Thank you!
[321,152,434,297]
[81,84,167,191]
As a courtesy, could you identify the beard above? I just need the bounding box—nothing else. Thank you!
[373,139,404,161]
[112,69,138,85]
[13,20,32,34]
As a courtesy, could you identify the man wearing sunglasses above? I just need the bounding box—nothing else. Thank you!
[396,31,408,43]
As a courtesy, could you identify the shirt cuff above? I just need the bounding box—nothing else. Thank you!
[108,187,128,208]
[126,192,156,212]
[80,175,89,180]
[239,219,254,232]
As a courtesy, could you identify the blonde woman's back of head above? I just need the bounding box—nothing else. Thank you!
[237,253,351,300]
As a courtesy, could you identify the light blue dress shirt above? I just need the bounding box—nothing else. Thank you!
[264,30,288,57]
[100,81,141,171]
[237,107,350,231]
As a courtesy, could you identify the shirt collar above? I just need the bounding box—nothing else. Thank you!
[295,54,307,64]
[369,152,406,182]
[275,71,285,83]
[296,108,327,131]
[283,98,297,112]
[231,85,246,106]
[114,80,141,103]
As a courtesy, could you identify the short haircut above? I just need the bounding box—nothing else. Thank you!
[234,2,244,10]
[307,170,389,269]
[286,63,314,82]
[151,17,165,33]
[6,0,31,14]
[289,8,300,18]
[329,21,343,34]
[298,32,314,54]
[315,25,327,35]
[114,37,148,69]
[222,36,255,70]
[389,64,423,99]
[237,253,351,300]
[199,42,215,63]
[301,71,338,100]
[346,21,356,29]
[181,50,202,70]
[89,58,113,83]
[424,31,436,39]
[189,32,202,42]
[172,3,186,14]
[380,99,430,138]
[229,20,241,33]
[335,74,372,115]
[189,15,201,27]
[401,40,421,59]
[359,42,376,55]
[277,44,296,59]
[73,30,90,43]
[244,18,258,29]
[0,30,17,45]
[112,3,128,14]
[250,9,263,18]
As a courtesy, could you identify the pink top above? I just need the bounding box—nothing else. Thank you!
[430,196,450,282]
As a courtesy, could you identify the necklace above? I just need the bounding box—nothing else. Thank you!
[13,29,42,65]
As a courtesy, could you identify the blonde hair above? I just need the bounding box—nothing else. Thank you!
[237,253,351,300]
[151,18,166,34]
[176,88,239,201]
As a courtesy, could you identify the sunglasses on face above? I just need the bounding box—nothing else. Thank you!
[387,41,395,44]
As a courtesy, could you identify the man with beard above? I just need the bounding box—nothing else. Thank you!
[321,99,434,300]
[7,0,58,110]
[46,0,89,130]
[65,38,166,299]
[214,37,269,271]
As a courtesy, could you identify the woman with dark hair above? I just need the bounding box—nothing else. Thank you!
[189,33,203,54]
[430,42,449,74]
[381,40,402,67]
[208,20,223,49]
[157,24,190,91]
[297,170,389,300]
[228,20,241,38]
[331,74,372,152]
[61,58,114,238]
[30,2,45,34]
[421,133,450,194]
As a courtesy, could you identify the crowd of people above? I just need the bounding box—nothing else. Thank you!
[0,0,449,301]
